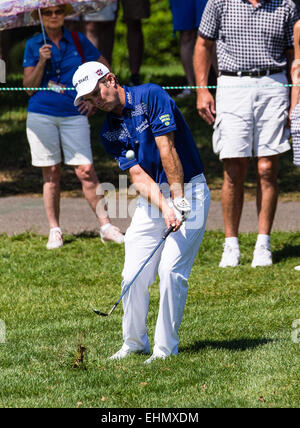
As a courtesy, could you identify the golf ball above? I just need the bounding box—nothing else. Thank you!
[126,150,135,160]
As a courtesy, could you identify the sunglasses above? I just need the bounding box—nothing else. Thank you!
[41,9,65,17]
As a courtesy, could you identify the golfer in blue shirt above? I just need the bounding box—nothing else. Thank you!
[73,62,210,363]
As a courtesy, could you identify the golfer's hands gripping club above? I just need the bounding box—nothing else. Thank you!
[162,197,191,232]
[173,197,191,221]
[162,205,181,232]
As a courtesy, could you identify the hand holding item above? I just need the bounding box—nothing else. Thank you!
[39,44,52,64]
[173,197,191,221]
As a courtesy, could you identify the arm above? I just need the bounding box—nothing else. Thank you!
[193,36,216,125]
[291,21,300,115]
[23,44,52,89]
[129,164,181,231]
[285,48,295,120]
[155,132,184,200]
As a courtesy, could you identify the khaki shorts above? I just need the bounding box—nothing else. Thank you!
[120,0,150,20]
[26,112,93,167]
[213,73,291,159]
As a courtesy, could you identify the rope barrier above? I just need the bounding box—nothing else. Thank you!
[1,84,300,91]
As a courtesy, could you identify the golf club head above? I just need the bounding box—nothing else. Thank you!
[93,308,109,317]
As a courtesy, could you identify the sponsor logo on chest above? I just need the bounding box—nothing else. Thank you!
[136,119,149,134]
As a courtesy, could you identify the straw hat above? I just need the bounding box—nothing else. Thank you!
[31,4,74,21]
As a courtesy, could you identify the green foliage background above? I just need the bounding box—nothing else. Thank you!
[113,0,177,71]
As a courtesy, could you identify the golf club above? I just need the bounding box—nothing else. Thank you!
[93,224,175,317]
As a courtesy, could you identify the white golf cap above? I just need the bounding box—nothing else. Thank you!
[73,61,110,106]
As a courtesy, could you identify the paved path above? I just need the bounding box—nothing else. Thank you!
[0,196,299,235]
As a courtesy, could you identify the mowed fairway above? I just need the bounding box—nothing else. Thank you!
[0,231,299,408]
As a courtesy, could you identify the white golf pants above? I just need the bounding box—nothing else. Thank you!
[121,174,210,356]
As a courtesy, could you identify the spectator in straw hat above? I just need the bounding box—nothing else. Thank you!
[23,4,124,249]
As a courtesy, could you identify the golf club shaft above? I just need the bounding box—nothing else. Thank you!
[108,225,175,315]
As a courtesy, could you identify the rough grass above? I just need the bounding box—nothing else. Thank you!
[0,231,300,408]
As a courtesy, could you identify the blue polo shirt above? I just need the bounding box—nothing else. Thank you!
[100,84,204,186]
[170,0,208,31]
[23,27,100,117]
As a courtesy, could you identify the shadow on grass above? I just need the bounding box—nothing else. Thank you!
[62,231,100,245]
[180,338,275,354]
[273,244,300,264]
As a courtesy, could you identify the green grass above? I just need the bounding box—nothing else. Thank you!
[0,231,300,408]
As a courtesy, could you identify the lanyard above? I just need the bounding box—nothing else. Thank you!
[45,39,68,83]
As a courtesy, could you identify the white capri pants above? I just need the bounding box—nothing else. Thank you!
[26,112,93,167]
[121,174,210,357]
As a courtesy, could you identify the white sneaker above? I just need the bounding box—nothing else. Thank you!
[219,244,240,267]
[100,224,124,244]
[294,265,300,271]
[110,346,149,360]
[144,353,167,365]
[251,245,272,268]
[46,227,63,250]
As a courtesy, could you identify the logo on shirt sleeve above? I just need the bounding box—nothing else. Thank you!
[159,114,171,126]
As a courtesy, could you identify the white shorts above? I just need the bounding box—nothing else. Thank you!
[26,112,93,167]
[213,73,291,160]
[67,2,118,22]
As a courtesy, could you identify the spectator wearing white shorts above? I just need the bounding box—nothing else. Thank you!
[290,17,300,271]
[23,4,124,249]
[194,0,299,268]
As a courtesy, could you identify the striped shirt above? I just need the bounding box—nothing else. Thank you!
[291,103,300,165]
[199,0,299,72]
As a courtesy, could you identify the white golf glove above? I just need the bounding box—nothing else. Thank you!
[173,197,191,221]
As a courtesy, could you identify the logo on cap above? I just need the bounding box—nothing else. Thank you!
[74,75,89,88]
[96,69,104,76]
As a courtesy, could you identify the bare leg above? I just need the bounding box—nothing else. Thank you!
[179,29,197,86]
[84,20,116,65]
[222,158,249,237]
[42,164,61,228]
[255,155,279,235]
[125,18,143,78]
[74,164,110,227]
